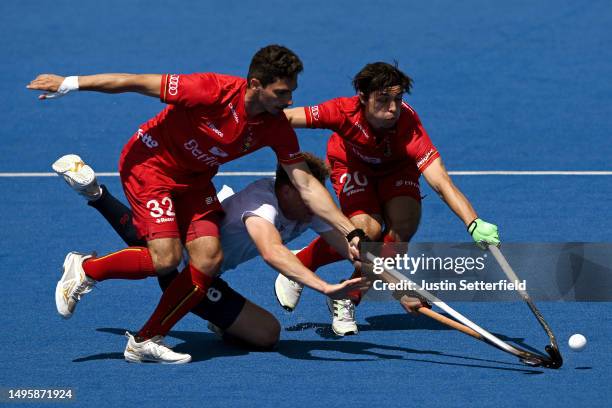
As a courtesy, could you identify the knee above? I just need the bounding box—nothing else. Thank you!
[191,248,223,275]
[149,243,182,274]
[188,237,224,275]
[350,215,383,241]
[251,318,281,350]
[363,223,383,241]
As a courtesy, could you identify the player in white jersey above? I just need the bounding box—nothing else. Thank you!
[52,152,367,350]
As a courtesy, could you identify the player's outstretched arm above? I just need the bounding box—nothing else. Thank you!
[27,73,161,100]
[422,157,500,248]
[245,216,367,299]
[280,160,363,258]
[283,107,308,128]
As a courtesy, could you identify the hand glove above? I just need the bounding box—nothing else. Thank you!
[467,218,500,249]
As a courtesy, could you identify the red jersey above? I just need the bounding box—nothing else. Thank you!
[127,73,303,176]
[304,96,439,173]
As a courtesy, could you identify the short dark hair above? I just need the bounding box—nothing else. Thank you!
[352,61,413,98]
[248,45,304,87]
[275,152,330,189]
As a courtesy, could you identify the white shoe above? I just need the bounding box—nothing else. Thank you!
[327,298,358,336]
[55,252,96,319]
[51,154,102,201]
[275,274,304,312]
[123,332,191,364]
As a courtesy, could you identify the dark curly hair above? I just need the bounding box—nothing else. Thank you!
[248,45,304,87]
[352,61,413,98]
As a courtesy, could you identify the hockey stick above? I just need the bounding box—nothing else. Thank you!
[488,245,563,368]
[366,250,562,369]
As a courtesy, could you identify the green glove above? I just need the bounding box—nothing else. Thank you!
[467,218,500,249]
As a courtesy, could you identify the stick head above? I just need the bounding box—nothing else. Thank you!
[542,345,563,369]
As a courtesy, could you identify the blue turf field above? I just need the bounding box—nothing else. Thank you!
[1,1,611,407]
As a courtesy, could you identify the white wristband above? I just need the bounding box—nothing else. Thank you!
[45,76,79,99]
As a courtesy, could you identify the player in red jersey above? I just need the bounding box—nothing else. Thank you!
[28,45,365,363]
[276,62,500,335]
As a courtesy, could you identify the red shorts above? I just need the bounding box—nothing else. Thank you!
[119,135,223,242]
[328,157,422,219]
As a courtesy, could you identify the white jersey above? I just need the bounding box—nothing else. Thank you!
[218,178,332,273]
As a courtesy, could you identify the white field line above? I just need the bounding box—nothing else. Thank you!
[1,170,611,177]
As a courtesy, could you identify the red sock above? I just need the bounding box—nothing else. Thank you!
[350,234,406,305]
[296,236,344,271]
[380,233,407,259]
[347,268,364,305]
[83,247,156,281]
[138,263,213,339]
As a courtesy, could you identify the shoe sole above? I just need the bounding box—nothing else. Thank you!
[331,326,358,336]
[55,252,77,319]
[124,351,192,364]
[52,154,83,174]
[52,154,96,190]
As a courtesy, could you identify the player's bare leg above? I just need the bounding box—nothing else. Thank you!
[137,235,222,338]
[130,233,223,363]
[382,195,421,243]
[146,237,184,275]
[382,195,428,313]
[185,236,224,279]
[210,301,281,350]
[349,213,383,240]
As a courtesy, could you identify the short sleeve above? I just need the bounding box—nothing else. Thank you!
[403,104,440,172]
[268,121,304,165]
[303,98,344,131]
[160,73,222,107]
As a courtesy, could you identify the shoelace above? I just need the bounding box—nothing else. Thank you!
[71,279,95,302]
[289,278,303,291]
[148,337,175,358]
[335,299,354,322]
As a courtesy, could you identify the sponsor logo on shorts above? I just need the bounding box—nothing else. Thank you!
[228,102,239,124]
[287,152,302,160]
[395,179,420,189]
[205,196,216,205]
[138,129,158,148]
[168,74,180,96]
[209,146,228,157]
[416,148,436,169]
[183,139,221,166]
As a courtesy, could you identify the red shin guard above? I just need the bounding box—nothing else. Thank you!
[138,264,213,339]
[83,247,156,281]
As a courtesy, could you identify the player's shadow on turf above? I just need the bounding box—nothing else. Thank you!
[285,313,457,339]
[287,313,543,355]
[277,339,543,374]
[73,328,251,363]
